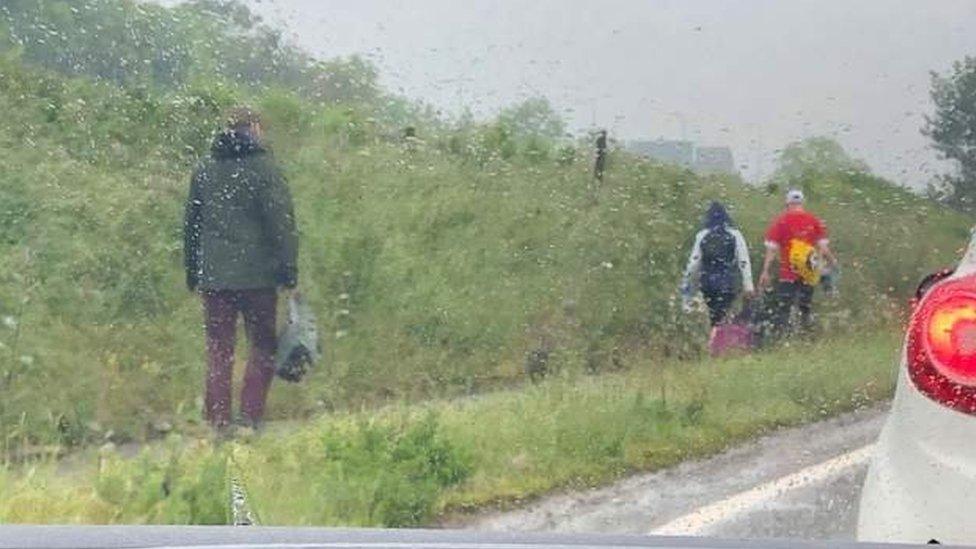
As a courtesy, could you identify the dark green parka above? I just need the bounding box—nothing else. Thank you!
[184,130,298,291]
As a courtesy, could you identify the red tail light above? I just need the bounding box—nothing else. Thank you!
[908,273,976,414]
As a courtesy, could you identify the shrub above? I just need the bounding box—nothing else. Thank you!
[318,413,471,526]
[94,442,228,524]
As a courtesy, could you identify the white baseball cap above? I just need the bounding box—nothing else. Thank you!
[786,189,805,205]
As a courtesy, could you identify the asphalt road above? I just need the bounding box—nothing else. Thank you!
[464,406,889,542]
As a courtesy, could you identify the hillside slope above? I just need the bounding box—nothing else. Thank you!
[0,54,970,450]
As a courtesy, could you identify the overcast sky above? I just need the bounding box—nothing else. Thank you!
[235,0,976,187]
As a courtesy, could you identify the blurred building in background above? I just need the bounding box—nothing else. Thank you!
[694,146,736,174]
[626,140,736,175]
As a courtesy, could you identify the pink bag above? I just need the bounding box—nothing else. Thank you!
[708,322,753,357]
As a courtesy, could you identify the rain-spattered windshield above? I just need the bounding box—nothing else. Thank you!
[0,0,975,544]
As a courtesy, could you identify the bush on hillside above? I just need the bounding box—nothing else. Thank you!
[317,414,471,526]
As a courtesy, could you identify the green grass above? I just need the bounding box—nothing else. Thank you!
[0,52,967,464]
[0,327,899,526]
[246,327,900,524]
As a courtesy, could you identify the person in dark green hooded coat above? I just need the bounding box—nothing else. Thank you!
[184,107,298,432]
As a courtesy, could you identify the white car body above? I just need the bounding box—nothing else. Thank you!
[857,231,976,545]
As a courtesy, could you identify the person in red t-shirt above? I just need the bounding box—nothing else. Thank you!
[758,189,838,338]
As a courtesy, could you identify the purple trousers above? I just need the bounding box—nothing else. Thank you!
[201,289,277,428]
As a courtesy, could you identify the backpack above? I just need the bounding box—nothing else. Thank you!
[699,227,737,291]
[788,238,822,286]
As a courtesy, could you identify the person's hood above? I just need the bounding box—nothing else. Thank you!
[211,129,264,159]
[703,201,732,230]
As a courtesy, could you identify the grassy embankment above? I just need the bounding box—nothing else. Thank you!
[0,53,967,452]
[0,328,898,526]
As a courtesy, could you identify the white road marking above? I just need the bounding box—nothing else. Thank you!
[649,443,876,536]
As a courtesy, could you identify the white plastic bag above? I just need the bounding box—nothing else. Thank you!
[275,292,321,382]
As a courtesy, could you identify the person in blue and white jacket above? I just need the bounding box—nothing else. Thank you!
[680,202,755,326]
